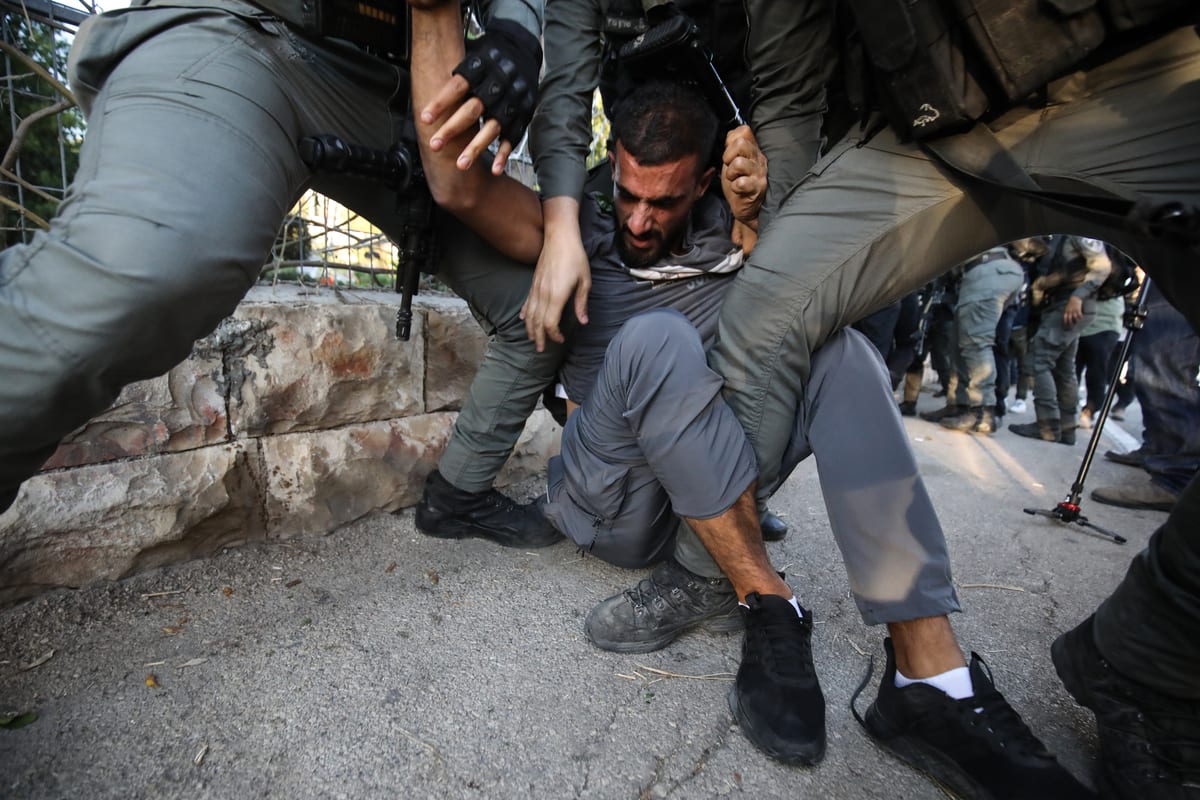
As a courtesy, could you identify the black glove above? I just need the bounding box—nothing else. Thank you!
[452,18,541,146]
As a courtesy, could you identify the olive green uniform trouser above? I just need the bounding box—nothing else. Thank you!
[713,26,1200,694]
[0,0,561,510]
[950,257,1026,410]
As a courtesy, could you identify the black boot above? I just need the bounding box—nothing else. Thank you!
[414,469,562,548]
[1053,615,1200,799]
[1009,420,1061,442]
[761,509,789,542]
[920,404,960,423]
[585,557,741,653]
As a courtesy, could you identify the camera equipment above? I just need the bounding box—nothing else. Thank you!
[298,132,435,341]
[617,11,745,130]
[1022,276,1154,545]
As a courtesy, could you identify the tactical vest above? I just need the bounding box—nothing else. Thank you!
[250,0,410,63]
[843,0,1196,140]
[596,0,751,118]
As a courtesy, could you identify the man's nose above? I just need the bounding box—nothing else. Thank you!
[629,204,654,235]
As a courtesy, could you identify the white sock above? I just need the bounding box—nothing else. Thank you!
[895,665,974,700]
[738,595,804,620]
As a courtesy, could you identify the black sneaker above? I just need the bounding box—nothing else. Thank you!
[414,469,562,548]
[584,558,741,653]
[855,638,1095,799]
[899,401,918,417]
[1053,615,1200,799]
[729,593,826,765]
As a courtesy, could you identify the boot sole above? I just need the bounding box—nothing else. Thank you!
[585,612,743,654]
[414,506,562,549]
[727,688,826,766]
[862,703,983,800]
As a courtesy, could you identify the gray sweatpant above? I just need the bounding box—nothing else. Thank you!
[545,310,960,626]
[0,0,560,505]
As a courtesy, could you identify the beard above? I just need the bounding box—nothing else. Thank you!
[616,227,667,269]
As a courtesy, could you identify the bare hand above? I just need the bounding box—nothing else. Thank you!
[1063,295,1084,327]
[420,75,513,175]
[521,201,591,351]
[721,125,767,228]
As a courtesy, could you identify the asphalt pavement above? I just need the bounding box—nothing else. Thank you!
[0,392,1164,799]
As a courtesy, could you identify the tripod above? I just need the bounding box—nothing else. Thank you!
[1022,277,1153,544]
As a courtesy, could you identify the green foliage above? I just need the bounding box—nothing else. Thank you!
[1,16,83,247]
[586,89,610,170]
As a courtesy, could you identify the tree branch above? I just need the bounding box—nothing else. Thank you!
[0,193,49,229]
[0,40,75,101]
[1,98,73,173]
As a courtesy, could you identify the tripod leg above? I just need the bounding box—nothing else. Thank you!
[1068,278,1152,503]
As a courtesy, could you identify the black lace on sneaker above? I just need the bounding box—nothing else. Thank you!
[744,597,816,686]
[958,678,1054,762]
[850,652,1056,763]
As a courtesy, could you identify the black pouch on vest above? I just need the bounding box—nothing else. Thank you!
[253,0,409,64]
[1101,0,1192,31]
[843,0,988,139]
[320,0,409,63]
[951,0,1105,105]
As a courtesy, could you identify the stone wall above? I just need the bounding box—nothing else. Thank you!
[0,286,561,606]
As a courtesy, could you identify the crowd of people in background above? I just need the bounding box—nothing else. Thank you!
[881,235,1200,515]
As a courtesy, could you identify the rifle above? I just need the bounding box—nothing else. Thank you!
[298,132,436,341]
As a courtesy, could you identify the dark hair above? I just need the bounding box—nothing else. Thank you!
[609,79,720,171]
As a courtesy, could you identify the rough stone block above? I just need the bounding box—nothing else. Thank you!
[230,303,424,437]
[42,349,227,470]
[259,413,454,538]
[496,409,562,488]
[0,444,264,606]
[424,298,488,412]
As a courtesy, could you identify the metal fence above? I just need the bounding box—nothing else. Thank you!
[0,1,535,292]
[1,3,611,295]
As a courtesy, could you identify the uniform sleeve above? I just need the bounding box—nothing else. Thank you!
[742,0,838,213]
[481,0,544,40]
[1069,236,1113,299]
[529,0,605,200]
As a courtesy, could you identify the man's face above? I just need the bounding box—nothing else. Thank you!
[610,142,713,268]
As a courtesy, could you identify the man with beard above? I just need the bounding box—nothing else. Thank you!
[406,3,1095,795]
